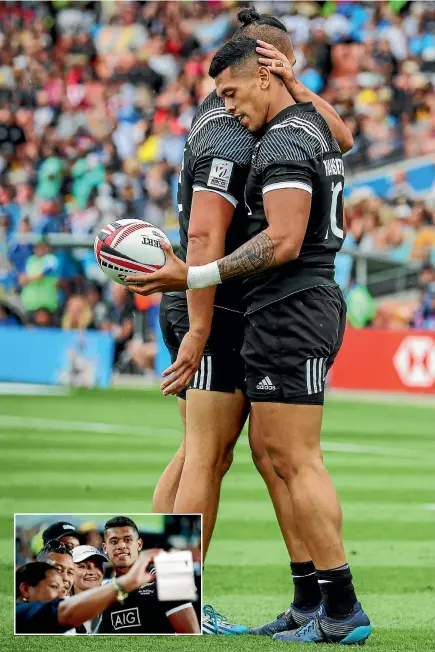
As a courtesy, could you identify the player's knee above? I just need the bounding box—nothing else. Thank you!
[183,444,233,477]
[210,445,234,477]
[176,441,186,463]
[250,447,270,477]
[221,447,234,476]
[268,448,324,483]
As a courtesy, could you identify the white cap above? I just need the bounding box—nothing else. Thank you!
[72,545,108,564]
[395,204,412,219]
[350,186,376,202]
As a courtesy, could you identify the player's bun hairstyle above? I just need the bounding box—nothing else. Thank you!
[209,37,258,79]
[237,6,288,33]
[16,562,58,597]
[104,515,139,538]
[237,6,261,25]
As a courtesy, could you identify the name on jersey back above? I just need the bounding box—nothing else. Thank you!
[323,158,344,177]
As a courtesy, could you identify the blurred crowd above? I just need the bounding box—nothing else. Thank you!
[16,515,202,568]
[0,0,434,349]
[344,172,435,267]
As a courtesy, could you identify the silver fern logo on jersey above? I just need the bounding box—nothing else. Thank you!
[207,158,233,192]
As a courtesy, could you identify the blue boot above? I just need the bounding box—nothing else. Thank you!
[273,602,372,645]
[202,604,249,634]
[251,604,320,636]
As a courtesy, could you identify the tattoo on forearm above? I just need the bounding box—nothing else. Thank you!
[217,231,276,282]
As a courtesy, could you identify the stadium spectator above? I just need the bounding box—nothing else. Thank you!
[61,295,94,331]
[36,541,75,598]
[16,562,63,604]
[413,264,435,328]
[31,307,55,329]
[77,521,104,552]
[0,303,20,326]
[413,291,435,329]
[19,237,59,316]
[71,545,107,634]
[101,283,134,365]
[83,282,109,329]
[388,170,418,202]
[125,293,159,377]
[7,217,33,273]
[72,546,106,595]
[42,521,84,550]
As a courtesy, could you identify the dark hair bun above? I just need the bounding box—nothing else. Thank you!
[237,6,261,25]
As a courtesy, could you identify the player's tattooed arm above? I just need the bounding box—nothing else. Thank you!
[217,231,276,281]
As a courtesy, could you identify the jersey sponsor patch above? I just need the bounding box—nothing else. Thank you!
[110,607,141,631]
[207,158,233,192]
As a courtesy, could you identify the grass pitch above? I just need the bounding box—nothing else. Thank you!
[1,388,435,651]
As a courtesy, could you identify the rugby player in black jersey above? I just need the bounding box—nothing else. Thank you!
[128,30,372,646]
[97,517,199,634]
[128,9,357,638]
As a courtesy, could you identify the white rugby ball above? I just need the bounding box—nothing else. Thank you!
[94,219,170,286]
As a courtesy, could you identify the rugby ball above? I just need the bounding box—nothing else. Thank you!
[94,219,170,286]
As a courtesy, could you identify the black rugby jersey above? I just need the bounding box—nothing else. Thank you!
[177,90,255,311]
[97,579,192,634]
[243,102,344,313]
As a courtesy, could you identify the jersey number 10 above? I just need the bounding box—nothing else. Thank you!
[325,181,344,240]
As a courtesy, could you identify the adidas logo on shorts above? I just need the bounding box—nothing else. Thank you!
[256,376,276,391]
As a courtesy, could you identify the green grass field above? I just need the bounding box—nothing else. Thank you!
[1,388,435,651]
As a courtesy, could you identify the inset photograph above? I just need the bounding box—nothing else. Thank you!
[15,513,201,635]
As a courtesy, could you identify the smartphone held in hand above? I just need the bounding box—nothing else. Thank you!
[154,551,198,602]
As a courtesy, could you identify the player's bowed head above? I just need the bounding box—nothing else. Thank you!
[210,36,295,133]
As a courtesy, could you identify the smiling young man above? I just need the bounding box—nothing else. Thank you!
[98,516,199,634]
[127,36,372,646]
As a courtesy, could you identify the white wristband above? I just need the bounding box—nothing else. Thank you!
[187,261,222,289]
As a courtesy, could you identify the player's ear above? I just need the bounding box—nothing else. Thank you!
[102,542,107,554]
[137,538,143,552]
[19,582,29,601]
[259,66,270,89]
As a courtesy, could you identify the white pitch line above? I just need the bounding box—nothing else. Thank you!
[321,442,414,457]
[0,415,431,461]
[328,388,435,408]
[424,504,435,511]
[0,415,179,437]
[0,383,70,396]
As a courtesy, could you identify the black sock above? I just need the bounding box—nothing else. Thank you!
[316,564,357,619]
[290,561,321,610]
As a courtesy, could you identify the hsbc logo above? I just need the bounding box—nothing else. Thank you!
[393,336,435,387]
[111,607,141,630]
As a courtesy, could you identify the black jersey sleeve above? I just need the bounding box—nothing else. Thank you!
[259,130,317,197]
[258,106,341,197]
[192,155,249,207]
[262,159,316,197]
[189,110,254,207]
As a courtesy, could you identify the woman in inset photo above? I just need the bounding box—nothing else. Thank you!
[71,545,108,634]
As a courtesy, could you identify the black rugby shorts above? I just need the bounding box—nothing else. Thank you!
[242,285,346,405]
